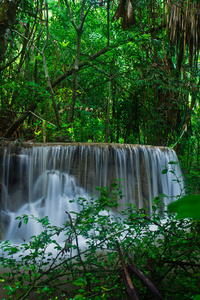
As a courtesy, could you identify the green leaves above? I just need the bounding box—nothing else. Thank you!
[73,278,87,287]
[1,182,200,299]
[162,161,179,175]
[161,168,168,174]
[168,195,200,219]
[16,214,29,228]
[168,161,178,165]
[162,161,178,174]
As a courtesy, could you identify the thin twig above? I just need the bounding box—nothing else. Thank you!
[28,110,57,127]
[65,211,91,291]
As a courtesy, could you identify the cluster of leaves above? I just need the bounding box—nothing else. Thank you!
[0,183,200,300]
[177,108,200,194]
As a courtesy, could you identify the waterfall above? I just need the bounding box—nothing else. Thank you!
[0,143,184,241]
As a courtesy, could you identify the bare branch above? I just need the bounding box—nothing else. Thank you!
[42,0,49,53]
[28,111,57,128]
[64,0,77,29]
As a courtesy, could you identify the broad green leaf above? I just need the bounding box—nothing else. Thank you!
[18,221,22,228]
[162,169,168,174]
[41,286,50,293]
[168,195,200,219]
[168,161,178,165]
[23,218,28,225]
[73,278,87,287]
[73,295,85,299]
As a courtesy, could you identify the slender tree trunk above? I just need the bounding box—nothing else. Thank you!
[105,79,111,142]
[65,0,87,125]
[67,31,82,124]
[0,0,22,65]
[107,0,110,46]
[42,51,62,129]
[41,1,61,129]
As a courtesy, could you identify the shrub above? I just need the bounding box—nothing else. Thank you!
[0,184,200,300]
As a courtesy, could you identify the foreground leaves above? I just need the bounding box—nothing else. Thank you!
[168,195,200,219]
[0,186,200,299]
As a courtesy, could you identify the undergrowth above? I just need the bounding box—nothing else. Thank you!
[0,183,200,300]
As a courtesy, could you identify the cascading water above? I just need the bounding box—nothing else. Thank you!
[0,143,184,241]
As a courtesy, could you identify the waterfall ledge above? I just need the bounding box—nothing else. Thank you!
[0,142,184,240]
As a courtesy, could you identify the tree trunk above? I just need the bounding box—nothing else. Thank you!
[67,31,82,124]
[105,79,111,142]
[65,0,86,125]
[0,0,22,65]
[3,102,37,138]
[42,51,62,129]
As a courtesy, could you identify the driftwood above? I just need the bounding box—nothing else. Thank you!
[116,241,140,300]
[116,241,164,300]
[127,254,164,300]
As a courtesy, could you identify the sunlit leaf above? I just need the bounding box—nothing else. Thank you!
[73,278,87,286]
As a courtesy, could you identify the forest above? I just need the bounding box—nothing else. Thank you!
[0,0,200,299]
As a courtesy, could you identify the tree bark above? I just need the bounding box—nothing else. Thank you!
[41,1,62,129]
[105,79,111,142]
[65,0,86,125]
[3,102,37,138]
[42,51,62,129]
[67,31,82,124]
[0,0,22,65]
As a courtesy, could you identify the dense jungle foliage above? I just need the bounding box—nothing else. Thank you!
[0,0,200,190]
[0,1,200,299]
